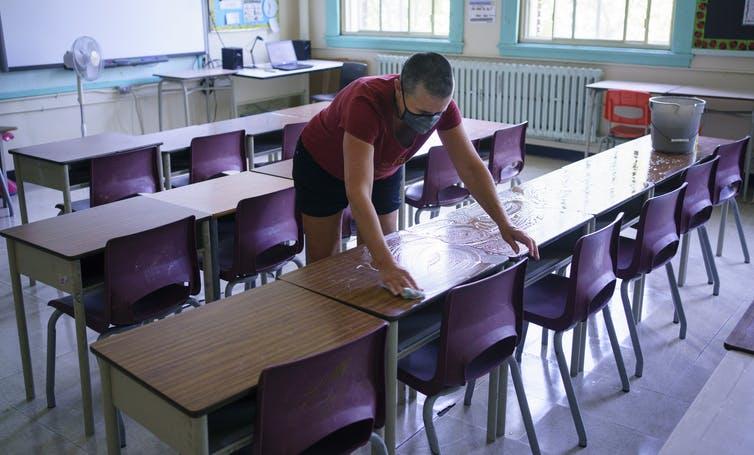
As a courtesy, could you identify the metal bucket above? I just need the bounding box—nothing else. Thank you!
[649,96,706,154]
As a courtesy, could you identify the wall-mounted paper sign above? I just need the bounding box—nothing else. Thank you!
[225,12,241,25]
[468,0,495,23]
[744,0,754,26]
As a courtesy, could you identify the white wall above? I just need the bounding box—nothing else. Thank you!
[0,0,301,168]
[307,0,754,144]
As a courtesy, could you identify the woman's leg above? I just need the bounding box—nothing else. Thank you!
[356,210,398,245]
[302,211,343,263]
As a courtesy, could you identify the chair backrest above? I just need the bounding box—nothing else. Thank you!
[104,216,200,327]
[339,62,368,91]
[629,183,688,275]
[435,259,527,387]
[603,90,651,126]
[421,146,463,204]
[255,323,387,455]
[488,122,527,184]
[712,136,750,204]
[568,214,623,323]
[90,145,161,207]
[680,156,719,233]
[281,122,308,160]
[189,130,247,184]
[233,187,303,276]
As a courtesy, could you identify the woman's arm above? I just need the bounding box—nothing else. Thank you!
[439,125,540,259]
[343,132,420,294]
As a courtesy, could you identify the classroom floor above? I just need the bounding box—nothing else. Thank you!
[1,154,752,454]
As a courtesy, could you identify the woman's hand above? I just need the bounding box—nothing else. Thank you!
[500,226,540,260]
[378,260,421,296]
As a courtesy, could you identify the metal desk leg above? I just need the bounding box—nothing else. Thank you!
[182,81,191,128]
[203,78,211,123]
[13,155,29,225]
[743,108,753,201]
[584,88,595,159]
[229,76,238,119]
[98,359,121,454]
[384,321,398,455]
[162,153,172,190]
[7,240,34,400]
[0,139,12,216]
[71,259,94,435]
[496,363,509,438]
[201,219,217,303]
[398,165,406,230]
[158,80,165,131]
[61,164,72,213]
[247,136,255,169]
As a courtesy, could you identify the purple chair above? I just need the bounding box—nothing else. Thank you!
[676,156,720,295]
[488,122,527,187]
[216,187,304,296]
[57,144,162,213]
[617,183,688,380]
[281,122,308,160]
[190,129,247,184]
[397,260,540,454]
[405,146,470,225]
[310,61,368,102]
[207,322,389,454]
[515,214,628,448]
[46,216,200,409]
[341,206,356,251]
[713,137,750,263]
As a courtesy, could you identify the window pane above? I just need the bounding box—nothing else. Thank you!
[342,0,380,32]
[433,0,450,36]
[573,0,625,41]
[382,0,410,32]
[625,0,648,42]
[553,0,574,39]
[525,0,554,40]
[410,0,433,33]
[647,0,672,46]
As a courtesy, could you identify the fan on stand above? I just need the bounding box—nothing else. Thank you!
[63,36,103,137]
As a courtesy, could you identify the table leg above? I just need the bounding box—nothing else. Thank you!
[203,78,211,123]
[13,155,29,225]
[384,321,398,455]
[201,219,217,303]
[496,363,508,438]
[398,165,406,230]
[743,108,753,201]
[158,80,165,131]
[62,164,72,213]
[70,259,94,435]
[210,218,220,301]
[189,416,210,455]
[486,366,499,443]
[584,88,595,159]
[7,239,34,400]
[229,76,238,119]
[98,359,121,454]
[247,136,255,170]
[162,153,172,190]
[0,139,12,216]
[182,81,191,128]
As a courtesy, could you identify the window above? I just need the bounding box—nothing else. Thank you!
[521,0,674,48]
[341,0,451,37]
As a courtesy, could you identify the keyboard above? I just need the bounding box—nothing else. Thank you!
[272,62,314,71]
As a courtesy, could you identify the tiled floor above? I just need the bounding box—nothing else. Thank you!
[0,154,752,454]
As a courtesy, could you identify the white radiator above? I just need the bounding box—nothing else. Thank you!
[377,54,603,143]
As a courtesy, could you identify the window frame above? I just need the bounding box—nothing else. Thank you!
[325,0,465,53]
[499,0,695,67]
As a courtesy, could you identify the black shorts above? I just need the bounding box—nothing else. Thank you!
[292,140,403,217]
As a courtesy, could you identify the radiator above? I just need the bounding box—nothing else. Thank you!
[377,54,603,143]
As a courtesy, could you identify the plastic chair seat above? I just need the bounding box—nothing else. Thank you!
[208,394,256,453]
[311,93,336,102]
[216,237,298,282]
[397,342,442,396]
[681,203,713,233]
[522,274,572,332]
[170,173,190,188]
[615,237,637,278]
[609,125,646,139]
[404,182,469,208]
[715,184,739,205]
[48,283,190,334]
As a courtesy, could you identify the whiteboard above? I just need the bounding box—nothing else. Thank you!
[0,0,206,70]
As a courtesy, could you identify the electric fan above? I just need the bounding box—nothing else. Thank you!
[63,36,103,137]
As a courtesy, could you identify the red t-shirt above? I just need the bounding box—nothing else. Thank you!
[301,74,462,180]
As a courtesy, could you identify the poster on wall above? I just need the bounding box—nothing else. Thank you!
[468,0,496,23]
[693,0,754,51]
[745,0,754,25]
[210,0,278,31]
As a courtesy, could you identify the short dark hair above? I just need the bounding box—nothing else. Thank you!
[400,52,454,99]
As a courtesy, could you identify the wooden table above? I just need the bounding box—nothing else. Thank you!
[269,101,330,121]
[91,280,384,454]
[0,196,212,437]
[154,68,238,131]
[8,133,163,223]
[143,171,294,298]
[0,126,16,216]
[251,158,293,180]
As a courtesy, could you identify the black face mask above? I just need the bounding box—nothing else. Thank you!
[398,81,443,134]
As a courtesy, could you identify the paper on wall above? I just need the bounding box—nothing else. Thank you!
[744,0,754,26]
[468,0,496,23]
[244,0,263,23]
[225,12,241,25]
[219,0,243,10]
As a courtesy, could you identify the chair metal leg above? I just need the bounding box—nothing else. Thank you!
[730,199,750,263]
[717,201,728,257]
[496,363,508,437]
[292,257,304,268]
[430,209,440,219]
[578,321,587,373]
[570,322,582,378]
[508,357,541,455]
[398,381,406,405]
[541,326,549,347]
[677,232,690,287]
[602,306,630,392]
[700,226,720,296]
[409,387,417,401]
[486,367,499,443]
[46,309,64,408]
[620,279,644,377]
[369,432,389,455]
[224,282,235,298]
[463,379,475,406]
[515,320,529,362]
[414,208,424,226]
[554,332,587,448]
[665,262,687,340]
[697,228,714,285]
[423,394,441,454]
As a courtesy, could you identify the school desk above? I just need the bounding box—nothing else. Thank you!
[0,196,211,437]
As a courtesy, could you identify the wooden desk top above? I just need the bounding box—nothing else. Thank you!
[281,231,501,320]
[91,280,385,416]
[0,197,208,259]
[586,80,680,94]
[666,85,754,102]
[144,171,293,218]
[9,133,163,164]
[1,126,17,134]
[413,118,512,159]
[153,68,237,81]
[271,101,330,120]
[251,159,293,180]
[234,60,343,80]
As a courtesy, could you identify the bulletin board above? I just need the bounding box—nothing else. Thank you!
[209,0,279,31]
[693,0,754,51]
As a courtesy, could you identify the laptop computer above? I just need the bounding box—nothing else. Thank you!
[265,40,313,71]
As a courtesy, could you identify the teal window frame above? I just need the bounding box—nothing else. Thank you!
[498,0,695,67]
[325,0,465,53]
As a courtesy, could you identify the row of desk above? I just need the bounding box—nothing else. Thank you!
[3,137,727,453]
